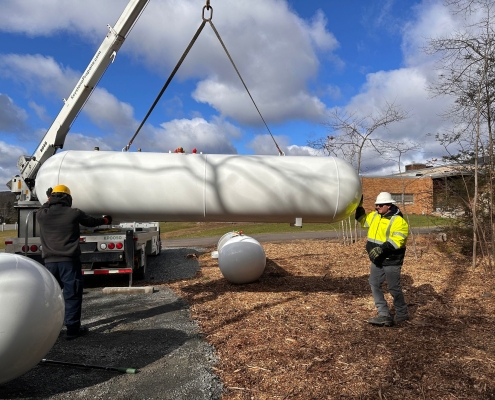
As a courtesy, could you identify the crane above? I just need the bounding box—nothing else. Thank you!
[6,0,151,204]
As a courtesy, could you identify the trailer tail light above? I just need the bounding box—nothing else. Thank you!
[80,237,86,242]
[21,245,39,253]
[99,242,123,250]
[5,241,13,245]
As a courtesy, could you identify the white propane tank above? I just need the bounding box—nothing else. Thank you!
[0,254,64,384]
[35,151,362,224]
[217,233,266,284]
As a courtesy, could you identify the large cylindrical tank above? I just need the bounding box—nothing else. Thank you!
[35,151,362,223]
[0,254,64,384]
[218,233,266,284]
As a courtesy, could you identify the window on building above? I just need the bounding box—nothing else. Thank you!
[391,193,414,204]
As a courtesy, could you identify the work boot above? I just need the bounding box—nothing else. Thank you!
[368,315,394,327]
[395,315,409,324]
[66,326,89,341]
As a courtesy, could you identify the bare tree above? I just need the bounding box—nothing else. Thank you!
[309,101,411,244]
[309,101,410,174]
[425,0,495,268]
[0,193,17,224]
[380,139,425,258]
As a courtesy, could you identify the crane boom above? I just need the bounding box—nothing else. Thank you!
[8,0,150,201]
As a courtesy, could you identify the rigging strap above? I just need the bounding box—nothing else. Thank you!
[123,20,207,152]
[124,1,284,156]
[206,18,284,156]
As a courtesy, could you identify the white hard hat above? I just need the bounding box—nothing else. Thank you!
[375,192,396,204]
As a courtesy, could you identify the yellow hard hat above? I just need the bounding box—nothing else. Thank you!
[52,184,71,195]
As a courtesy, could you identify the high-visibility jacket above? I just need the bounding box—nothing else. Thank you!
[355,205,409,266]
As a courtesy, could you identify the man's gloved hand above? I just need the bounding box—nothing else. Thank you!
[381,241,395,253]
[103,215,113,225]
[46,187,53,198]
[369,246,383,262]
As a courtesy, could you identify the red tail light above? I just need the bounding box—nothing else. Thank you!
[116,242,123,249]
[30,245,38,252]
[22,245,27,252]
[108,243,115,250]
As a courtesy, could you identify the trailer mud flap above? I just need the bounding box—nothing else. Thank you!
[125,230,134,270]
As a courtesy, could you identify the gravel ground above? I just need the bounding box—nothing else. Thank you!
[0,246,223,400]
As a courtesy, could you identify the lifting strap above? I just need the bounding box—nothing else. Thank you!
[123,0,284,156]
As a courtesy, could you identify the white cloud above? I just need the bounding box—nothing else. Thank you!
[63,133,113,151]
[192,79,328,125]
[0,94,27,133]
[139,116,241,154]
[285,145,321,157]
[0,0,122,38]
[0,0,337,126]
[341,66,454,174]
[335,0,467,174]
[0,53,138,139]
[401,0,467,68]
[83,88,137,133]
[0,141,27,187]
[247,134,320,156]
[0,54,79,98]
[0,0,482,177]
[28,101,50,123]
[0,51,247,154]
[305,10,339,52]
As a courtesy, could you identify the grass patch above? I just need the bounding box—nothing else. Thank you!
[0,230,16,250]
[159,222,340,239]
[160,215,449,239]
[0,215,449,249]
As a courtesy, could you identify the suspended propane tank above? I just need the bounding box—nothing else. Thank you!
[217,232,266,284]
[35,151,362,224]
[0,254,64,384]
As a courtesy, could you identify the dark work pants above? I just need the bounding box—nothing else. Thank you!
[45,259,84,334]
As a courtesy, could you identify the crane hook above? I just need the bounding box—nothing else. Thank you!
[203,0,212,21]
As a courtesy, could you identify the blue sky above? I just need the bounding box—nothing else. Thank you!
[0,0,469,187]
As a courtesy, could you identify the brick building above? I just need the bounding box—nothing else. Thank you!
[361,163,467,215]
[361,176,433,215]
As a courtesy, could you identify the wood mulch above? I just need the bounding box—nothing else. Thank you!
[168,235,495,399]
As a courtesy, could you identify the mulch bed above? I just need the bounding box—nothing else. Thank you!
[168,235,495,399]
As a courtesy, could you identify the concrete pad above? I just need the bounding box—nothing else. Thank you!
[102,286,154,294]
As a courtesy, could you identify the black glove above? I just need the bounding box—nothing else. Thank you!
[369,246,383,263]
[46,187,53,198]
[381,241,395,253]
[103,215,112,225]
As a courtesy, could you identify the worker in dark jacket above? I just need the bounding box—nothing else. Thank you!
[37,184,112,340]
[355,192,409,327]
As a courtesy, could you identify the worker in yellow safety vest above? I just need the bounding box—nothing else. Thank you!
[355,192,409,327]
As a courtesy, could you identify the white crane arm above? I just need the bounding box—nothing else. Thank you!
[11,0,150,200]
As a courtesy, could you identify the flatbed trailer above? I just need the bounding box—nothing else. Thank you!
[4,222,161,286]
